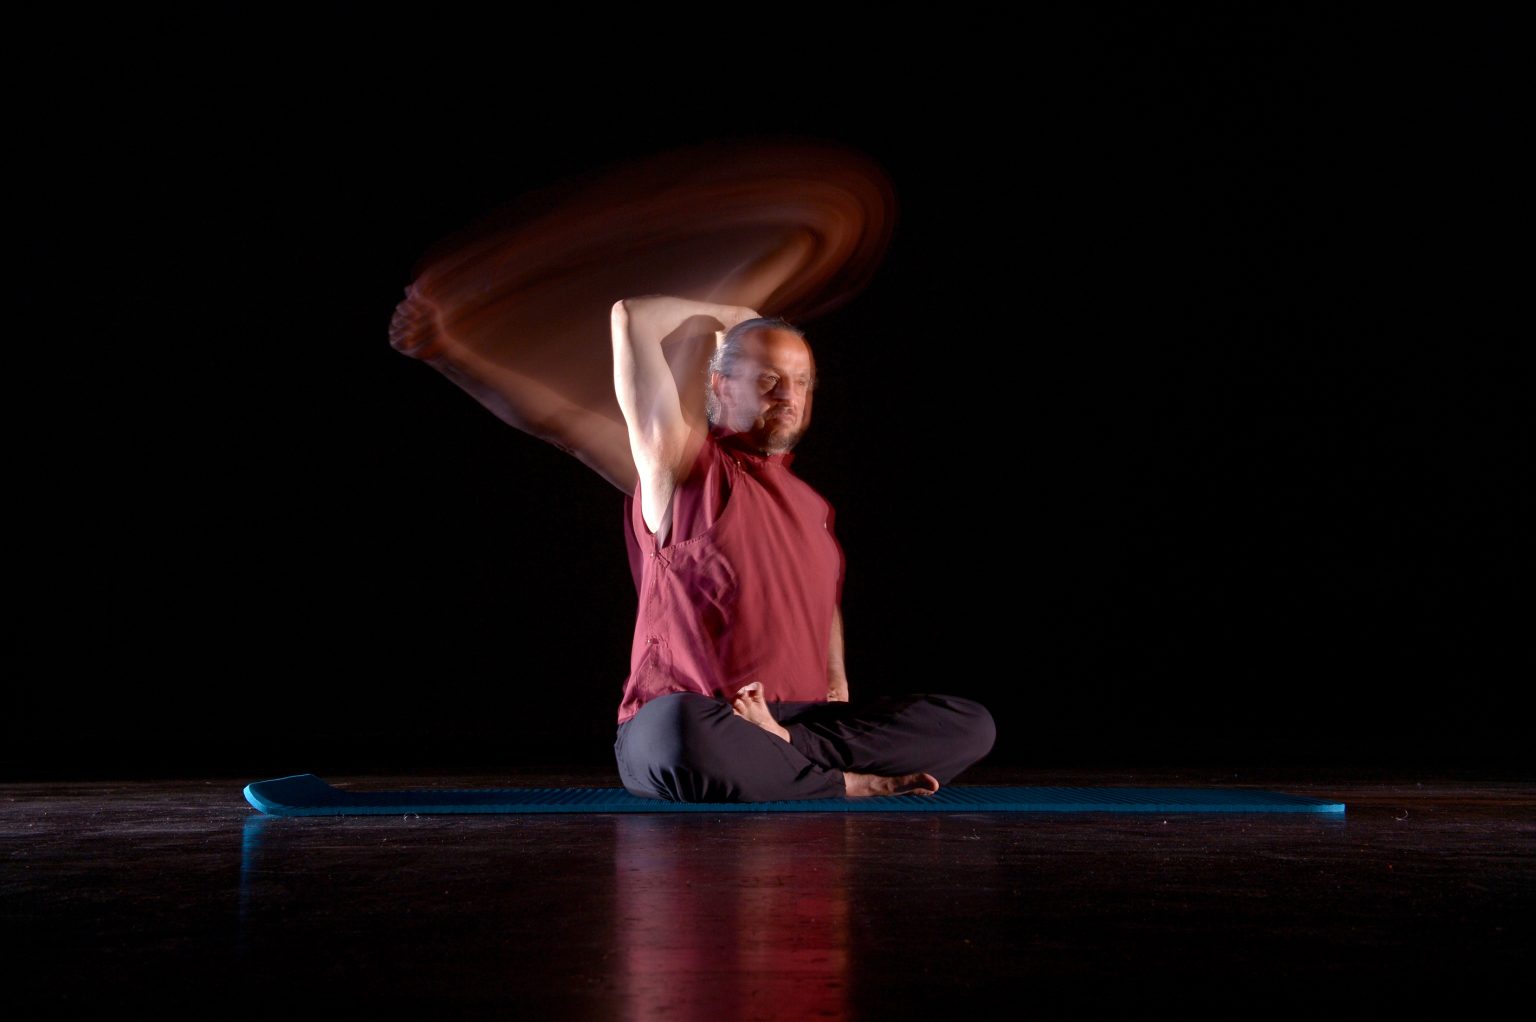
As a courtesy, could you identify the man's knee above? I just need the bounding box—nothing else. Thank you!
[920,695,996,782]
[615,694,728,800]
[943,695,997,761]
[624,694,698,766]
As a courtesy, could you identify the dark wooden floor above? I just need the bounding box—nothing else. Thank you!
[4,765,1531,1018]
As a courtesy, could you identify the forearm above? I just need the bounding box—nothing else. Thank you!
[616,296,760,343]
[612,297,756,424]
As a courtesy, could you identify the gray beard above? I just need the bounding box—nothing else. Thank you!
[759,426,804,455]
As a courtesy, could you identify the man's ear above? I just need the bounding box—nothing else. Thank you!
[706,371,726,419]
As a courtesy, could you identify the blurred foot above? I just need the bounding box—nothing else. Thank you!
[843,771,941,797]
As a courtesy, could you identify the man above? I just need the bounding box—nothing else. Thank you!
[610,295,995,801]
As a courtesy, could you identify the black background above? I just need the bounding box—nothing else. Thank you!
[11,10,1526,779]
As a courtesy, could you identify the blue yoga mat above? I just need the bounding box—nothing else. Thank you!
[244,774,1345,817]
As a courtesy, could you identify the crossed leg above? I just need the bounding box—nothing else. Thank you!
[731,683,939,796]
[614,689,995,803]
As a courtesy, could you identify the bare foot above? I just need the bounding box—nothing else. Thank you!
[730,682,791,743]
[843,771,941,797]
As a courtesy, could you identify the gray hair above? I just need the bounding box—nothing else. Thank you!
[706,317,812,424]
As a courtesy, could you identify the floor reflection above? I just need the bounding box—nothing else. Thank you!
[614,814,851,1020]
[237,813,271,957]
[229,793,1372,1017]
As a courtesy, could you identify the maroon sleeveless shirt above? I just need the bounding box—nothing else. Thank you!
[617,430,845,724]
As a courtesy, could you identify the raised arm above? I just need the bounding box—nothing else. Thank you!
[611,296,759,541]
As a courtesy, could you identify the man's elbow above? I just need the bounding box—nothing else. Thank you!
[610,300,633,353]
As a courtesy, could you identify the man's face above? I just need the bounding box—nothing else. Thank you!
[712,328,815,455]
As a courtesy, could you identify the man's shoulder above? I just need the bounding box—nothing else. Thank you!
[679,430,729,485]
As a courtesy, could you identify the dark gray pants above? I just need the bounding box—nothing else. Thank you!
[613,693,996,802]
